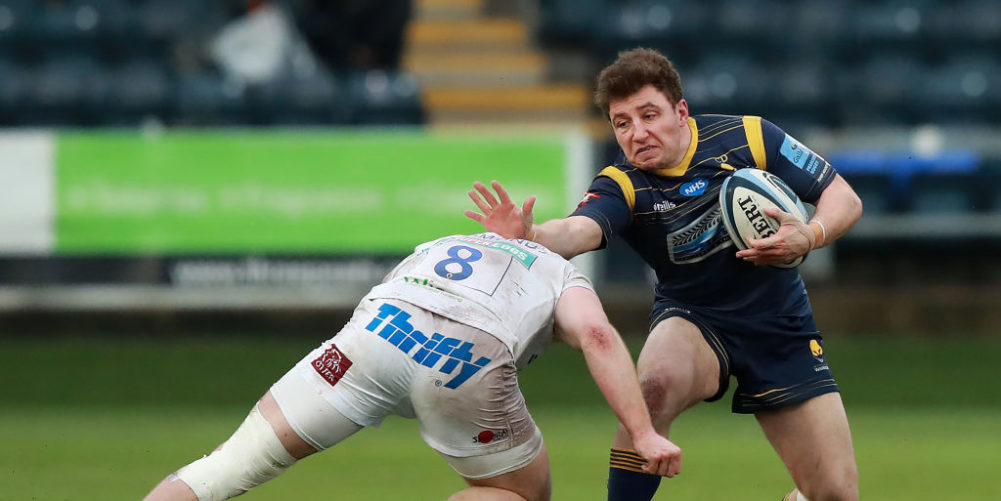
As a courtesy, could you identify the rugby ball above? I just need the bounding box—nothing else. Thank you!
[719,168,809,268]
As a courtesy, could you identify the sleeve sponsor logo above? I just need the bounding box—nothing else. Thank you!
[576,192,601,209]
[779,135,829,177]
[365,302,491,389]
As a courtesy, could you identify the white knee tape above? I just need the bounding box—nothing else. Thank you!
[176,405,297,501]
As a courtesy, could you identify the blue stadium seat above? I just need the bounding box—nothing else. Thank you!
[985,164,1001,213]
[171,71,250,126]
[101,59,169,125]
[918,55,1001,124]
[24,53,106,125]
[847,0,935,51]
[592,0,709,59]
[0,0,37,44]
[713,0,788,48]
[537,0,606,48]
[927,0,1001,48]
[0,58,28,124]
[841,172,897,215]
[908,172,980,214]
[251,68,352,126]
[684,53,770,115]
[135,0,221,42]
[347,69,424,126]
[829,151,907,214]
[837,52,925,125]
[772,61,831,118]
[783,0,852,52]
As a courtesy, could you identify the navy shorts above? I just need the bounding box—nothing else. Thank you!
[650,298,839,414]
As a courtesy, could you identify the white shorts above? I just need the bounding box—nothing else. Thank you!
[270,298,543,478]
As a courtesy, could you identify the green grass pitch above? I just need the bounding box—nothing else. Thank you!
[2,334,999,500]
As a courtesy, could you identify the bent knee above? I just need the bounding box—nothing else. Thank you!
[638,369,708,422]
[637,374,669,419]
[801,465,859,501]
[177,406,298,501]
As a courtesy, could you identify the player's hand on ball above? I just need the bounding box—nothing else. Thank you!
[464,180,536,239]
[635,431,682,478]
[736,208,814,266]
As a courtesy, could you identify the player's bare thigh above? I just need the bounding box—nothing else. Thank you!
[636,316,722,427]
[756,392,858,501]
[258,391,317,459]
[450,444,552,501]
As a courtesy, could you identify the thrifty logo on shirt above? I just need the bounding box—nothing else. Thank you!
[365,302,491,389]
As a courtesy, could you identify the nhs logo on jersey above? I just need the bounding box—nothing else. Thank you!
[681,178,709,197]
[365,303,490,389]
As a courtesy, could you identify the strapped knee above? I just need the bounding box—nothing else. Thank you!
[175,405,297,501]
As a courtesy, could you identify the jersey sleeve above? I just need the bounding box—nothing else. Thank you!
[561,262,595,294]
[760,118,837,204]
[568,174,633,248]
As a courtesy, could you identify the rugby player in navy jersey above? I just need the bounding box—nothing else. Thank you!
[466,48,862,501]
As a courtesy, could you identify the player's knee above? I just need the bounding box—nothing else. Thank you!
[638,374,668,418]
[638,366,699,419]
[800,464,859,501]
[175,406,298,501]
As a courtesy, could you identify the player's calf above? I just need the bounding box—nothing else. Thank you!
[172,404,298,501]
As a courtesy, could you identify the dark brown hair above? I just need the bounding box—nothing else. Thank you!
[594,48,684,118]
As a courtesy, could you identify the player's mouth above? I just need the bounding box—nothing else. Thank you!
[635,145,657,157]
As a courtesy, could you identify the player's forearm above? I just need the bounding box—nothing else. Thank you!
[580,328,657,440]
[531,216,602,260]
[810,174,862,249]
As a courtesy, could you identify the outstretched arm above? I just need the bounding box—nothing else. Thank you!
[465,180,603,260]
[736,174,862,266]
[554,286,682,477]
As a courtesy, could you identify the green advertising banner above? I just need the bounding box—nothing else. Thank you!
[55,131,577,255]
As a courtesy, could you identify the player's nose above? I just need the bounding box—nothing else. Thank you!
[632,120,651,140]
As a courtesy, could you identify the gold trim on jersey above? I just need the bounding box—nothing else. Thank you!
[653,117,699,177]
[743,115,767,170]
[598,166,636,211]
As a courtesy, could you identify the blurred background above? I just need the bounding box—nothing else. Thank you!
[1,1,999,500]
[0,0,998,333]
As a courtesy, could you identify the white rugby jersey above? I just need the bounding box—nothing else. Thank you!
[364,233,593,368]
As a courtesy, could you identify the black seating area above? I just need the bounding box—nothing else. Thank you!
[0,0,425,127]
[543,0,1001,225]
[538,0,1001,130]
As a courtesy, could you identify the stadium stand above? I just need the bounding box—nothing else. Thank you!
[0,0,425,127]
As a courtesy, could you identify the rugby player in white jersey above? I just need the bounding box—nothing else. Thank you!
[144,232,682,501]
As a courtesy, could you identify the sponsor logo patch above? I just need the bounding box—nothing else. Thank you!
[311,344,353,387]
[809,339,825,362]
[653,200,676,211]
[680,178,709,197]
[365,303,491,389]
[576,192,601,209]
[780,134,829,176]
[473,429,508,444]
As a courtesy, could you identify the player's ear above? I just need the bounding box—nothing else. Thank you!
[673,99,689,123]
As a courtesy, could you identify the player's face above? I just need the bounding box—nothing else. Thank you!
[608,85,691,171]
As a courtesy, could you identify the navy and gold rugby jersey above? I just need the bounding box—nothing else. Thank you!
[572,114,837,332]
